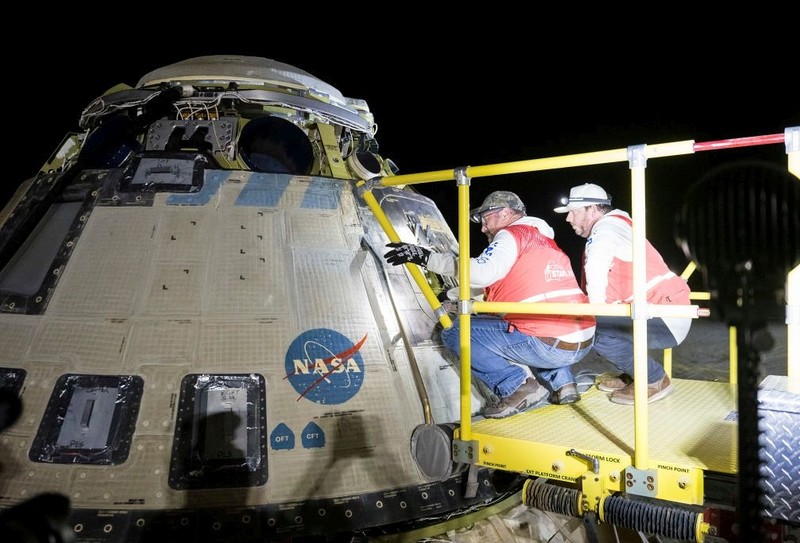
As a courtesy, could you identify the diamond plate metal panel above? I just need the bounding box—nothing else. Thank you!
[759,387,800,522]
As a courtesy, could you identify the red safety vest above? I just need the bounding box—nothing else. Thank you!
[485,224,595,337]
[584,214,690,305]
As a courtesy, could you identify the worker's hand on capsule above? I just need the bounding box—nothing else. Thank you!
[384,242,431,267]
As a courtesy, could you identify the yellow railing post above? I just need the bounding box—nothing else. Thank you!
[455,167,474,439]
[629,144,651,469]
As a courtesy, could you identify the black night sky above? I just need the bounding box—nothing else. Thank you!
[4,23,797,280]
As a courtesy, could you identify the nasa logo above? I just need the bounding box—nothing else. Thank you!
[284,328,366,404]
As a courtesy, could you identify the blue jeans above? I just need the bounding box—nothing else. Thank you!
[593,316,682,384]
[440,315,592,399]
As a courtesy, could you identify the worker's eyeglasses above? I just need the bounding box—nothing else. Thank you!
[480,208,502,224]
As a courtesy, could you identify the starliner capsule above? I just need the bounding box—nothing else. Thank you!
[0,55,508,541]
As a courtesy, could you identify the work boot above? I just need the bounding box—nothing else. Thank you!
[596,373,633,392]
[482,378,547,418]
[549,383,580,405]
[610,374,673,405]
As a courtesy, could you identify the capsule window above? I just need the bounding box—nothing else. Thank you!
[238,116,313,175]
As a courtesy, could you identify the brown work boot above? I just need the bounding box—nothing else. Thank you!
[482,378,548,418]
[596,373,633,392]
[609,374,674,405]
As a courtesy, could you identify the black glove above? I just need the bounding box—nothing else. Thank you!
[384,242,431,267]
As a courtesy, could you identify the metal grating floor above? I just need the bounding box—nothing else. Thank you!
[470,378,740,474]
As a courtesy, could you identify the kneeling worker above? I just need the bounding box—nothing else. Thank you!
[554,183,692,404]
[384,191,595,418]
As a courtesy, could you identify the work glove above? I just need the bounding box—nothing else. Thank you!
[384,242,431,267]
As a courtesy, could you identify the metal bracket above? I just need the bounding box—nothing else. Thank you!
[145,118,235,153]
[630,301,650,320]
[454,166,470,186]
[452,438,479,464]
[623,465,658,498]
[786,126,800,152]
[787,303,799,326]
[627,144,647,169]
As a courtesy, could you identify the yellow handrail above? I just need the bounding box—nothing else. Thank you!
[366,127,798,464]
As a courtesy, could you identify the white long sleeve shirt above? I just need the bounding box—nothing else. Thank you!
[584,209,692,342]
